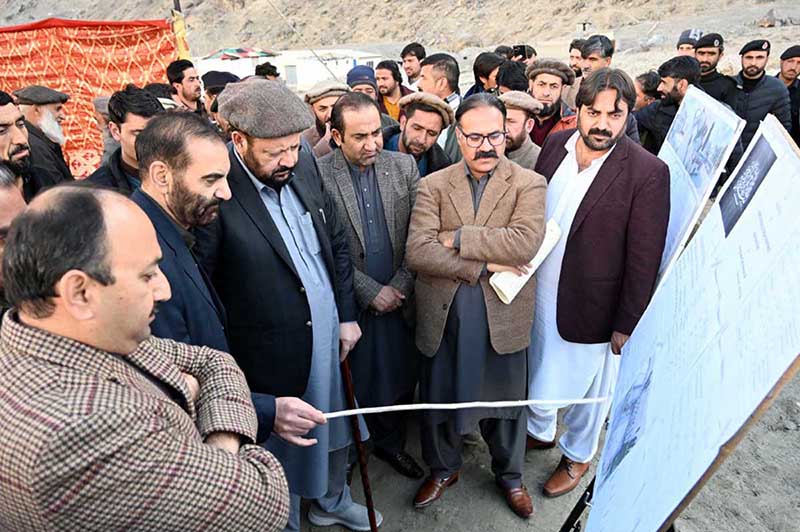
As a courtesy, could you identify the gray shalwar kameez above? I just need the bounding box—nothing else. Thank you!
[240,155,367,532]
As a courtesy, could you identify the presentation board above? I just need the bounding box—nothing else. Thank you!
[586,115,800,532]
[656,86,745,281]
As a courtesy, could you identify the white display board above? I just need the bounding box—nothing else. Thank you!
[586,115,800,532]
[656,86,745,282]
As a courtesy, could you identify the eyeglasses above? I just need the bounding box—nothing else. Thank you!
[457,127,507,148]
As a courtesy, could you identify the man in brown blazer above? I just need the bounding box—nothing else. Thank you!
[318,92,423,479]
[526,68,670,498]
[0,186,290,531]
[406,93,546,518]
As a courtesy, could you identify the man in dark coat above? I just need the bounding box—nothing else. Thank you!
[732,39,792,148]
[694,33,738,107]
[637,56,701,155]
[0,165,26,315]
[383,92,453,177]
[319,92,422,479]
[527,68,670,498]
[193,79,382,532]
[88,85,164,195]
[777,45,800,146]
[13,85,73,198]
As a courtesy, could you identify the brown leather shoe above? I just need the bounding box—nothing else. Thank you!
[526,435,557,451]
[543,456,590,498]
[503,485,534,518]
[413,473,459,508]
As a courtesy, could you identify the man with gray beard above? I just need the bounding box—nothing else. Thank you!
[13,85,73,198]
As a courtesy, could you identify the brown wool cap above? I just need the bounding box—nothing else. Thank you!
[304,80,350,104]
[499,91,544,116]
[218,78,313,139]
[525,59,576,87]
[398,92,455,128]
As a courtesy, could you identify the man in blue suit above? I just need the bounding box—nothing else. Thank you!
[132,112,326,446]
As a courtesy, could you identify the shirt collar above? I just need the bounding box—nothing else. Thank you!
[464,161,495,181]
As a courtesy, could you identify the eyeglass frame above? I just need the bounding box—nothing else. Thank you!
[456,126,508,148]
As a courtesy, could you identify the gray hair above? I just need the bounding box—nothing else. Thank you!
[0,164,16,188]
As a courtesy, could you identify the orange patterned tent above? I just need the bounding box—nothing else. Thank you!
[0,18,179,177]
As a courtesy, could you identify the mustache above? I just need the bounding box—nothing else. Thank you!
[9,144,30,156]
[474,150,498,160]
[588,128,612,138]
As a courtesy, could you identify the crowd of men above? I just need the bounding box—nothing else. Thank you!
[0,29,798,532]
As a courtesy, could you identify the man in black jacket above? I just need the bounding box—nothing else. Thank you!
[383,92,453,177]
[778,45,800,146]
[87,85,164,195]
[637,56,701,155]
[732,39,792,149]
[694,33,738,107]
[0,164,26,315]
[194,79,382,532]
[13,85,73,198]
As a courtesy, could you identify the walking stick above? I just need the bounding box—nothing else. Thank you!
[340,357,379,532]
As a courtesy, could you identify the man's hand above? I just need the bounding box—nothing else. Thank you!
[274,397,327,447]
[181,372,200,402]
[370,285,405,314]
[205,432,241,454]
[339,322,362,362]
[611,331,631,355]
[487,263,530,277]
[438,231,456,249]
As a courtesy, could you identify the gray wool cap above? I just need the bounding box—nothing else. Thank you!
[217,78,313,138]
[13,85,69,105]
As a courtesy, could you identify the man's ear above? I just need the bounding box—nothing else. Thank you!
[57,270,98,321]
[399,115,407,132]
[108,121,122,142]
[331,128,343,147]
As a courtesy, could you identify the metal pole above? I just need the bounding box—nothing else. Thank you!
[173,0,182,12]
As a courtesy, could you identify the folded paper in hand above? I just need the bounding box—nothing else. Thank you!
[489,218,562,304]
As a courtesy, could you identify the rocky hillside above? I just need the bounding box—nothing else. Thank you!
[4,0,798,71]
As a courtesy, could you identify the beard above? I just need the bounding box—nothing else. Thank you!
[539,102,558,118]
[401,130,428,159]
[242,145,294,188]
[699,60,718,74]
[166,174,223,228]
[3,144,32,176]
[40,109,66,145]
[578,117,625,152]
[572,65,582,77]
[506,128,528,152]
[661,86,683,106]
[315,116,327,136]
[744,65,765,78]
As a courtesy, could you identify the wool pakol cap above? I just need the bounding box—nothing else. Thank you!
[398,92,455,127]
[740,39,771,55]
[780,45,800,60]
[13,85,69,105]
[525,59,576,86]
[499,91,544,116]
[304,80,350,104]
[218,79,313,139]
[694,33,724,50]
[677,29,703,47]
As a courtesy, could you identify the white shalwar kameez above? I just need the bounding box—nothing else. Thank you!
[527,131,620,464]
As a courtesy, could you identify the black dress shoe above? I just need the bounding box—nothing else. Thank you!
[374,448,425,479]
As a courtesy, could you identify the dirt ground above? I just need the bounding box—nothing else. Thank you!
[302,369,800,532]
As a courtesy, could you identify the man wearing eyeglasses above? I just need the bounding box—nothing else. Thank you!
[406,93,547,519]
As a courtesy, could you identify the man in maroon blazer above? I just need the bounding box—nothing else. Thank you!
[526,68,670,498]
